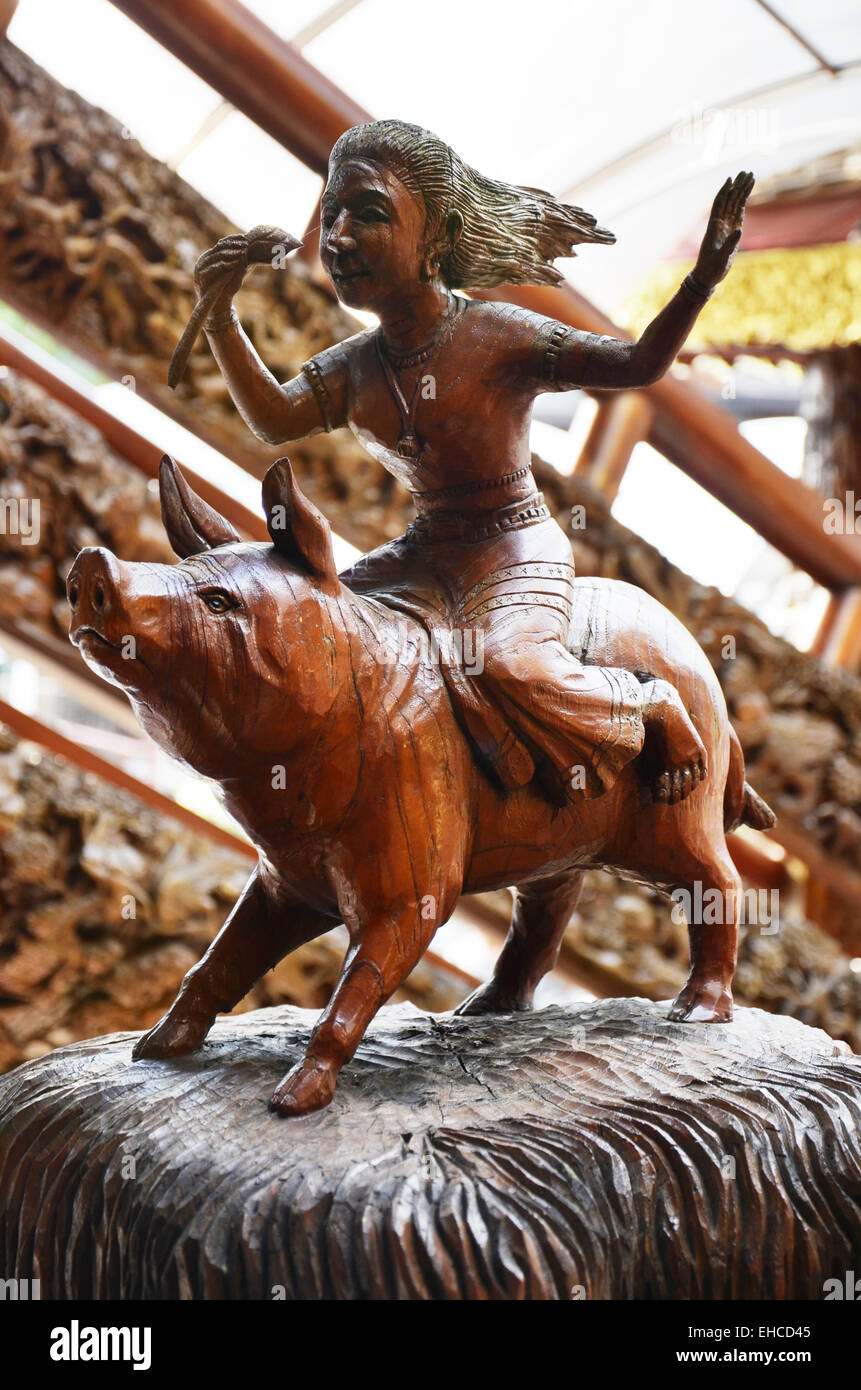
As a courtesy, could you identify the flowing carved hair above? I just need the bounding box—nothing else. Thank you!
[328,119,615,290]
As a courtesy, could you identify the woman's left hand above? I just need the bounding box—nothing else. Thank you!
[693,171,755,291]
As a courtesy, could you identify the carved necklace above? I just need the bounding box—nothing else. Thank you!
[375,298,461,462]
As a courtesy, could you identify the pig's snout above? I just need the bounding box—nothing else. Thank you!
[67,546,121,634]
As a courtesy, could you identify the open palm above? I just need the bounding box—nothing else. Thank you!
[694,172,755,290]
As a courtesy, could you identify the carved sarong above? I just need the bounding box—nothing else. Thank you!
[341,495,646,802]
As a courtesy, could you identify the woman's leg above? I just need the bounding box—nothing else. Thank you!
[476,606,706,804]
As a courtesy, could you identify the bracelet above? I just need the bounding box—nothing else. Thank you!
[301,357,333,432]
[543,322,571,386]
[205,305,240,334]
[681,273,714,303]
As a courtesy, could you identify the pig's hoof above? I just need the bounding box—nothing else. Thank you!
[668,978,733,1024]
[454,979,532,1016]
[269,1057,337,1117]
[132,1010,211,1060]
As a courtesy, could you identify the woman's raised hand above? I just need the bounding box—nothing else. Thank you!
[193,227,300,307]
[693,171,755,291]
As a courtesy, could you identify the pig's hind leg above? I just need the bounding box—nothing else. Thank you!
[456,869,584,1015]
[667,849,740,1024]
[132,871,330,1060]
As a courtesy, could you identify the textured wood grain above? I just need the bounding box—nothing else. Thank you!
[1,1000,858,1300]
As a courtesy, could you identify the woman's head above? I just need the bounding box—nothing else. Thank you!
[321,119,614,305]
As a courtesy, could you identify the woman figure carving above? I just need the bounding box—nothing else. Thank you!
[194,120,752,807]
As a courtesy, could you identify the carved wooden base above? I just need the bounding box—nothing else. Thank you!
[1,1000,859,1300]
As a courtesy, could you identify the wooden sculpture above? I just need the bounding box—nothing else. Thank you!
[67,121,771,1116]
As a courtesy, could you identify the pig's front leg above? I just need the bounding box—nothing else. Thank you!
[133,870,330,1061]
[269,899,450,1116]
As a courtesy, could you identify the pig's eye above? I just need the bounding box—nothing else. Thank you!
[200,589,236,615]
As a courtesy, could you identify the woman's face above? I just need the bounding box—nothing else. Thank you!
[320,158,430,311]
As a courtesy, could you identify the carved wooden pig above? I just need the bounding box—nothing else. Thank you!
[66,456,774,1116]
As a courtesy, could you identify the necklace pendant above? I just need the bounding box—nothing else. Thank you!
[397,431,421,461]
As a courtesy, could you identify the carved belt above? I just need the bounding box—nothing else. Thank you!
[407,492,551,545]
[458,559,576,625]
[412,464,533,504]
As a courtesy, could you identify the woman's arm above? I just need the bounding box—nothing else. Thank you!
[536,172,754,393]
[205,314,332,445]
[192,234,345,445]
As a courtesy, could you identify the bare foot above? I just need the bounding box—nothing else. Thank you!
[269,1055,338,1116]
[668,976,733,1023]
[454,979,532,1016]
[653,759,708,805]
[132,1007,213,1060]
[643,679,708,805]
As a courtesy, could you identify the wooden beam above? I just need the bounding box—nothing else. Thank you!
[573,391,653,502]
[0,331,269,542]
[727,830,788,892]
[752,0,840,76]
[803,585,861,929]
[0,618,138,730]
[0,1,17,37]
[811,588,861,670]
[0,695,256,858]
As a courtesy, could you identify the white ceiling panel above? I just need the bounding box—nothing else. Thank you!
[7,0,861,313]
[303,0,817,191]
[771,0,861,66]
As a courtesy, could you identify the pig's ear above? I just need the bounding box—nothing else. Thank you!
[262,458,337,583]
[159,455,240,557]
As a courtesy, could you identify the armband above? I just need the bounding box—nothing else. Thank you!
[301,357,333,432]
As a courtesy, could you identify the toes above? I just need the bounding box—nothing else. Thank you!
[669,983,733,1023]
[269,1089,308,1118]
[454,982,533,1016]
[676,768,693,802]
[454,986,494,1016]
[132,1011,209,1060]
[655,758,708,805]
[269,1060,337,1117]
[131,1029,157,1060]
